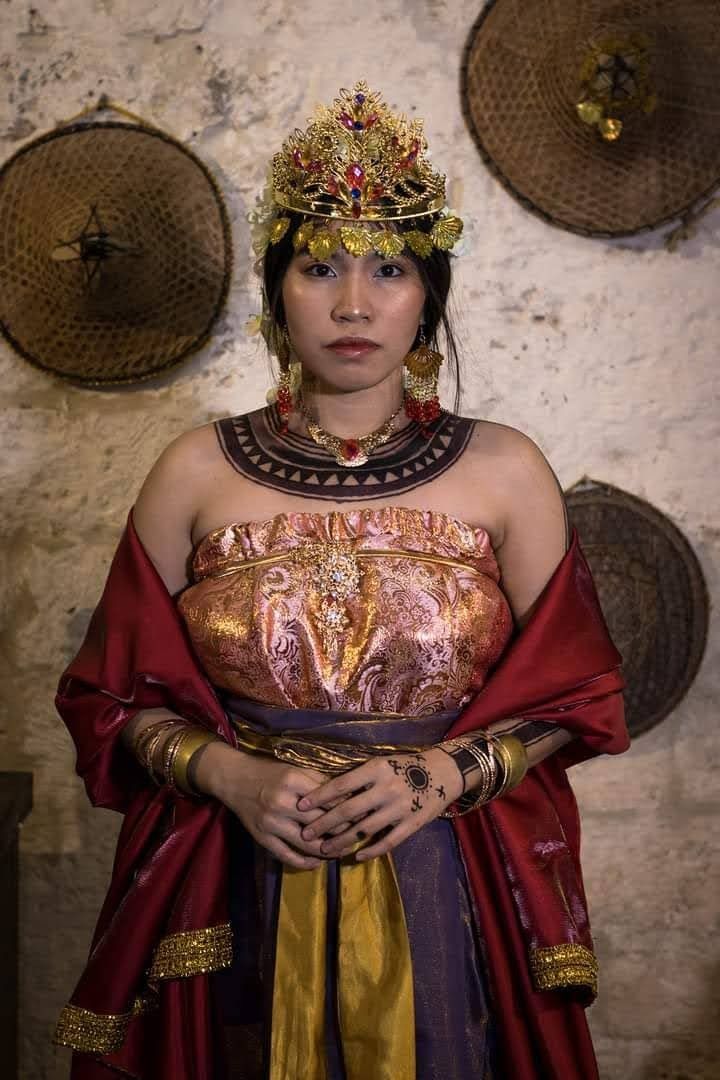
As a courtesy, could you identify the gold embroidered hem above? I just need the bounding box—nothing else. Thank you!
[53,996,150,1054]
[529,944,598,996]
[54,925,232,1055]
[148,922,233,980]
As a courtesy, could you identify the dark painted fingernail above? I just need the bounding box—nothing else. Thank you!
[356,830,367,840]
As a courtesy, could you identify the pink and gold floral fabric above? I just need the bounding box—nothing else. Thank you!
[178,507,513,715]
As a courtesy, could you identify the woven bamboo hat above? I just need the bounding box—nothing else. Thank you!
[461,0,720,237]
[566,479,708,736]
[0,109,232,384]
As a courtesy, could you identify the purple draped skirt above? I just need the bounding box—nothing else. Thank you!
[213,698,496,1080]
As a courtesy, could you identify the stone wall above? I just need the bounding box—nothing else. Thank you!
[1,2,717,1077]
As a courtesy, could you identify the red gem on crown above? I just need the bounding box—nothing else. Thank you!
[346,163,365,186]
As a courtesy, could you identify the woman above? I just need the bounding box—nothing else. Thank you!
[55,83,627,1080]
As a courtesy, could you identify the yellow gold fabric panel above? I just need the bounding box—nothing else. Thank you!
[178,508,513,716]
[148,923,233,980]
[269,852,415,1080]
[529,944,598,996]
[54,996,150,1054]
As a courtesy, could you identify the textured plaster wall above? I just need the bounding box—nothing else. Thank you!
[0,2,718,1078]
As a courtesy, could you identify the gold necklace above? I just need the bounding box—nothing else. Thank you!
[300,395,404,467]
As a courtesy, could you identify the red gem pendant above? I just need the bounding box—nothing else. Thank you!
[335,437,368,467]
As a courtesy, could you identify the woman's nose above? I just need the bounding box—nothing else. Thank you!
[332,269,372,323]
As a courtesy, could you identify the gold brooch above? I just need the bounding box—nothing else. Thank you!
[293,542,363,652]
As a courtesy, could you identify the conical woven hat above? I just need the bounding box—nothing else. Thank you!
[462,0,720,237]
[566,480,708,736]
[0,120,232,384]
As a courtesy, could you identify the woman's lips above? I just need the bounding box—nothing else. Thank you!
[325,339,380,357]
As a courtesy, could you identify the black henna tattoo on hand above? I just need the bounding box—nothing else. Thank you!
[386,755,433,814]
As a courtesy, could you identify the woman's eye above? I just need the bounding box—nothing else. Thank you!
[377,262,405,276]
[305,263,335,277]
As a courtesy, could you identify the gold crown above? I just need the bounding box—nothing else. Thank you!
[271,82,447,221]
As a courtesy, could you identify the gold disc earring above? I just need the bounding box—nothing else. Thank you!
[404,326,443,433]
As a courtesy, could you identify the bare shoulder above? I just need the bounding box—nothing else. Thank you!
[467,417,551,469]
[132,421,222,594]
[466,419,564,514]
[464,418,568,626]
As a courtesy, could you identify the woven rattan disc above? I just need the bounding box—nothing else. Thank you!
[565,479,708,736]
[0,120,232,384]
[462,0,720,237]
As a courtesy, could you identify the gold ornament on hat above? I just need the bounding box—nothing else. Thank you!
[576,36,658,142]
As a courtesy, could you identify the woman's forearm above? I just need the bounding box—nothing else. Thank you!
[485,717,574,769]
[121,707,251,799]
[440,719,574,806]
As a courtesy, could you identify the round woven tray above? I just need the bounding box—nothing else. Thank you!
[0,120,233,385]
[565,479,708,736]
[461,0,720,237]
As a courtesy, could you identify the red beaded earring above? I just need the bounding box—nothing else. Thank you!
[275,328,294,433]
[404,326,443,434]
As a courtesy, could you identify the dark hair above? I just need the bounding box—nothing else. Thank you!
[261,212,462,413]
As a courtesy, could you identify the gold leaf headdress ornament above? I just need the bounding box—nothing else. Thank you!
[251,82,463,262]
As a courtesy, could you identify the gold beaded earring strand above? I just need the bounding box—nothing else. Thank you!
[276,327,294,433]
[403,325,443,433]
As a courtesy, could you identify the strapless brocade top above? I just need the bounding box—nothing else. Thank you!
[177,508,514,716]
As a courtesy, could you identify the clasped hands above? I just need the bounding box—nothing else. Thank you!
[206,739,465,870]
[296,745,463,862]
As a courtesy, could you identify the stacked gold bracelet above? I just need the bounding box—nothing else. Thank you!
[132,718,182,782]
[130,719,220,796]
[439,731,528,818]
[170,727,222,796]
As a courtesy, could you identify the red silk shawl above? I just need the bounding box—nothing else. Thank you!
[55,511,628,1079]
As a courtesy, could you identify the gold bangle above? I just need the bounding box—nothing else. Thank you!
[141,731,166,781]
[493,734,528,797]
[162,728,188,788]
[441,731,528,815]
[440,740,497,817]
[171,728,221,796]
[133,720,182,781]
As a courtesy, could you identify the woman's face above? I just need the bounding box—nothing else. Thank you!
[281,222,426,395]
